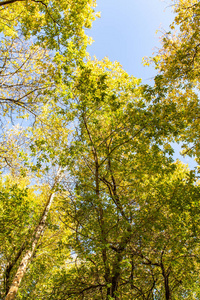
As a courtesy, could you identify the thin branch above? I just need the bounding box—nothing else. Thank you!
[0,0,23,6]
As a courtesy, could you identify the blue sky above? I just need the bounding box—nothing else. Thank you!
[87,0,197,170]
[88,0,174,82]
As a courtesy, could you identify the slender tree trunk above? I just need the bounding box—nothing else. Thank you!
[111,271,120,300]
[164,275,170,300]
[161,263,171,300]
[95,162,110,299]
[130,254,134,290]
[5,168,63,300]
[4,241,27,295]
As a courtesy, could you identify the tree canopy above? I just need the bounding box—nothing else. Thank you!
[0,0,199,299]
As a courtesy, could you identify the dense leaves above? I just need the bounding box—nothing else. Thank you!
[146,0,200,165]
[46,60,200,300]
[0,0,98,122]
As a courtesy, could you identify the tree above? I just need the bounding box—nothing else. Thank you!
[0,172,71,300]
[146,0,200,165]
[4,169,63,300]
[0,0,98,122]
[1,91,73,299]
[153,0,199,86]
[0,2,98,296]
[0,175,37,298]
[45,58,200,299]
[0,0,97,54]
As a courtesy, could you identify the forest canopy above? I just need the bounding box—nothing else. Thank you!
[0,0,199,299]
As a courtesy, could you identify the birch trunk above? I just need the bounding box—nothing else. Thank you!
[5,168,63,300]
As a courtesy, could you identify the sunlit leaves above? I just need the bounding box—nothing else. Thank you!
[146,0,200,166]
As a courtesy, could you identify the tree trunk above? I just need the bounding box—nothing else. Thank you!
[164,275,171,300]
[161,262,171,300]
[5,168,63,300]
[4,241,27,295]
